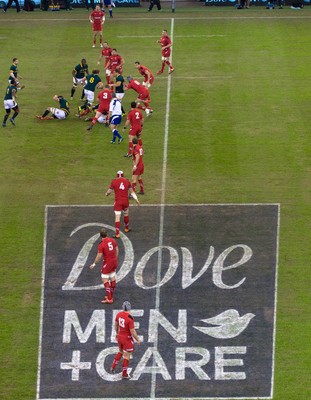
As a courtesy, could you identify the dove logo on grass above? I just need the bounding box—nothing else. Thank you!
[39,204,279,399]
[194,309,255,339]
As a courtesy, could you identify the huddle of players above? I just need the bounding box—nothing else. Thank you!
[67,44,154,201]
[73,30,174,144]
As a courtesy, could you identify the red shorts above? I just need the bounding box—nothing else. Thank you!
[114,198,129,212]
[138,91,150,102]
[117,335,134,353]
[98,103,109,114]
[162,48,171,58]
[93,24,102,32]
[144,75,154,85]
[129,127,142,137]
[101,259,117,275]
[133,164,144,176]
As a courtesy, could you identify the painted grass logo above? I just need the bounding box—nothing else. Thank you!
[37,204,279,400]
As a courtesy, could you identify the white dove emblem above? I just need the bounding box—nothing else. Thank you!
[193,309,255,339]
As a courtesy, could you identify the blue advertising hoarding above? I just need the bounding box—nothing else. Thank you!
[0,0,140,9]
[205,0,310,5]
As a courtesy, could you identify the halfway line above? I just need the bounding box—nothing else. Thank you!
[150,18,175,400]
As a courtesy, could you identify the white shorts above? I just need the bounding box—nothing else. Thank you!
[161,56,169,61]
[4,99,17,110]
[50,108,67,120]
[101,271,116,280]
[84,89,95,103]
[105,69,111,77]
[98,114,107,124]
[142,82,151,88]
[8,79,20,86]
[116,93,125,100]
[73,77,85,87]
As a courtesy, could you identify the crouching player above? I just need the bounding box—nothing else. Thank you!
[36,95,70,120]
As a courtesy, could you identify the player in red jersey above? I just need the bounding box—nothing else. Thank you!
[157,29,175,75]
[89,228,118,304]
[106,48,125,84]
[134,61,154,88]
[106,170,140,238]
[125,76,152,116]
[89,4,105,48]
[97,41,112,84]
[111,300,140,379]
[122,101,144,158]
[87,84,112,130]
[131,137,144,195]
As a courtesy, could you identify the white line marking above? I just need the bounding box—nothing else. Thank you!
[38,397,273,400]
[270,205,280,398]
[46,203,280,208]
[1,16,311,23]
[150,18,175,400]
[36,206,49,400]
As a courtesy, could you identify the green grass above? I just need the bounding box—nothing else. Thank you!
[0,5,310,400]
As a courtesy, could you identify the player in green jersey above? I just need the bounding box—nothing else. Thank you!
[71,59,89,100]
[8,58,25,90]
[109,68,126,116]
[3,81,19,127]
[78,69,102,115]
[36,95,70,120]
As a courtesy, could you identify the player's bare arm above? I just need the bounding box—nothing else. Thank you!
[129,188,140,205]
[122,119,130,133]
[130,327,140,344]
[89,252,103,269]
[118,58,125,69]
[133,153,139,169]
[114,321,119,339]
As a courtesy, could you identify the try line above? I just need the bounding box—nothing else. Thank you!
[2,15,311,22]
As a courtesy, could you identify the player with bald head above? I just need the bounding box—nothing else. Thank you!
[106,170,140,238]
